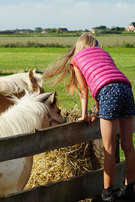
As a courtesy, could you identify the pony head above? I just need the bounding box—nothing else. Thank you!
[28,69,44,93]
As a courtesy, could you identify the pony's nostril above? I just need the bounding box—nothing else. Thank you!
[64,117,67,123]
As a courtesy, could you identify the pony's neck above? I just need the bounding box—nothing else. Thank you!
[0,100,46,138]
[0,72,43,95]
[0,73,29,95]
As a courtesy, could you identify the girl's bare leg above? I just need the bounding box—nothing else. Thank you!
[100,118,118,188]
[119,117,135,185]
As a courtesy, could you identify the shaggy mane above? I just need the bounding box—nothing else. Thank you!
[0,92,46,137]
[0,72,43,95]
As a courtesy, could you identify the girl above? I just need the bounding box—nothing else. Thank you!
[44,33,135,201]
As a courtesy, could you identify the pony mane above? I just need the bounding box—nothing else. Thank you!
[0,91,47,138]
[0,72,43,95]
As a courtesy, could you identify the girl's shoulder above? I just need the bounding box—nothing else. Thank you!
[70,57,79,69]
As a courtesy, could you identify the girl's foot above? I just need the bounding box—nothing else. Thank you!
[101,185,115,202]
[115,182,135,200]
[91,185,115,202]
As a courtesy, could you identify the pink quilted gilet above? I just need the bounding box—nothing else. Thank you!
[73,46,131,100]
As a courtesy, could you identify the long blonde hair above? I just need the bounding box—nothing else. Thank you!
[43,33,98,94]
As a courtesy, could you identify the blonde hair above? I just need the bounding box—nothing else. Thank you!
[43,33,98,94]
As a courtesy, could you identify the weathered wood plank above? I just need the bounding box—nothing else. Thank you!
[0,119,101,162]
[0,162,125,202]
[0,117,135,162]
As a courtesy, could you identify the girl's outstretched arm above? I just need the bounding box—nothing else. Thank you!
[73,67,89,122]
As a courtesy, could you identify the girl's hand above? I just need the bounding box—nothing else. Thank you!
[89,114,98,123]
[78,117,87,121]
[78,116,91,126]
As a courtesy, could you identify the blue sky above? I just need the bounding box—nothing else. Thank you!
[0,0,135,30]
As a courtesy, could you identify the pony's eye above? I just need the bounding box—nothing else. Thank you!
[57,109,61,114]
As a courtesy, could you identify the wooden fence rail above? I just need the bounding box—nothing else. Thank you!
[0,118,134,202]
[0,119,101,162]
[0,162,126,202]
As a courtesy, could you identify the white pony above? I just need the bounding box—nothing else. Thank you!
[0,69,44,114]
[0,91,66,196]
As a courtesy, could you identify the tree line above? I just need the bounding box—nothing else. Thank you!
[0,25,130,35]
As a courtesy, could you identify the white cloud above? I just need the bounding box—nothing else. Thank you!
[0,0,135,30]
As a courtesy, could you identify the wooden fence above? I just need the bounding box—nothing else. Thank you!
[0,118,134,202]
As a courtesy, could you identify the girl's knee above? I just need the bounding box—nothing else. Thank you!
[104,145,116,156]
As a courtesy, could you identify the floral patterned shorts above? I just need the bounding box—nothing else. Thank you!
[97,83,135,119]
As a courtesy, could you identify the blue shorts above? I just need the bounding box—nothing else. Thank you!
[97,83,135,119]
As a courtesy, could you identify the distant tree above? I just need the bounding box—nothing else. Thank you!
[84,29,89,32]
[21,29,34,33]
[110,26,125,32]
[92,25,107,30]
[0,30,15,34]
[57,28,61,33]
[35,27,43,33]
[47,28,57,33]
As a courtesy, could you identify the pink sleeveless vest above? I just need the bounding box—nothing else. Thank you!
[73,47,131,100]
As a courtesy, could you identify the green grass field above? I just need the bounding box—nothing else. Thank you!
[1,46,134,110]
[0,40,135,161]
[0,47,68,72]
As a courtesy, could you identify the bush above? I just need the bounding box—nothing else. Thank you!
[123,42,135,48]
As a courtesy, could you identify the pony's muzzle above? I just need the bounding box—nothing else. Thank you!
[64,117,67,123]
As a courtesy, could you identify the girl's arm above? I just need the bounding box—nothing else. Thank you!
[96,101,99,112]
[73,66,88,121]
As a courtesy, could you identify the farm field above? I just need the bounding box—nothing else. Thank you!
[0,35,135,47]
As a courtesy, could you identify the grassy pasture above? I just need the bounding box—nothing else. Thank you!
[0,46,134,110]
[0,35,135,161]
[0,47,68,72]
[0,35,134,111]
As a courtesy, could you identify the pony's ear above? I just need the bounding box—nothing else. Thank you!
[35,92,54,102]
[35,92,57,105]
[29,69,37,84]
[42,92,57,105]
[48,92,57,105]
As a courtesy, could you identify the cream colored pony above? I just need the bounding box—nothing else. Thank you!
[0,69,44,114]
[0,91,66,196]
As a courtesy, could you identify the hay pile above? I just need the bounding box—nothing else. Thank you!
[25,105,104,190]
